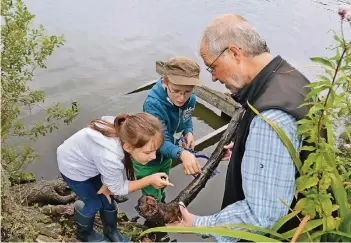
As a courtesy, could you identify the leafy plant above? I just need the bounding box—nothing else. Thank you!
[1,0,79,181]
[141,8,351,242]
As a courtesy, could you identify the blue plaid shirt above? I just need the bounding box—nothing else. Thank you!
[193,109,302,242]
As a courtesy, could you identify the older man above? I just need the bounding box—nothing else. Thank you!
[171,14,311,242]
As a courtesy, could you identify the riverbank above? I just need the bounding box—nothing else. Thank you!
[1,169,153,242]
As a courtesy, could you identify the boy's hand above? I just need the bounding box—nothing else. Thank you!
[97,184,113,204]
[180,150,201,175]
[182,132,195,149]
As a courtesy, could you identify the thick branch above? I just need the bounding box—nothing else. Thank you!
[172,108,245,206]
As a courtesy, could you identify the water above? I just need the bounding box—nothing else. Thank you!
[18,0,350,241]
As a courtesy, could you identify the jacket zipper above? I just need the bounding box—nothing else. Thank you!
[160,108,182,164]
[173,108,182,144]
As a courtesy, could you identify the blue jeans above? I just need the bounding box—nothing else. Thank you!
[61,173,115,217]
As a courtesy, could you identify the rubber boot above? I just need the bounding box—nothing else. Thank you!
[74,200,107,242]
[99,201,129,242]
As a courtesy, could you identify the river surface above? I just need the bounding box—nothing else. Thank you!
[18,0,350,241]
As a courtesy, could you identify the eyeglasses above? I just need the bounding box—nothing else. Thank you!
[167,85,193,97]
[206,47,228,74]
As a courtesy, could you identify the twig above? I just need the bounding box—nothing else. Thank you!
[317,44,349,144]
[340,20,344,42]
[291,215,311,243]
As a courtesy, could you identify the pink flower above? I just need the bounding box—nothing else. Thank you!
[338,7,351,23]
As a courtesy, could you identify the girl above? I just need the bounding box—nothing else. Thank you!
[57,113,173,242]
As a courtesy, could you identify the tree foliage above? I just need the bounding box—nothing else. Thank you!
[1,0,79,180]
[1,1,79,240]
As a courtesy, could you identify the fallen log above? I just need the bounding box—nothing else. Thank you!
[13,178,77,206]
[136,108,245,224]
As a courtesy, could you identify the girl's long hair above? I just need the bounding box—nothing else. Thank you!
[89,113,163,180]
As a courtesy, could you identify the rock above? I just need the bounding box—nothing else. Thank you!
[41,204,74,216]
[38,223,61,239]
[36,234,57,242]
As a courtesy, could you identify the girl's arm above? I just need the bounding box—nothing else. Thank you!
[98,173,173,202]
[128,176,151,193]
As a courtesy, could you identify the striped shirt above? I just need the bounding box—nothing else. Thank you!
[193,109,302,242]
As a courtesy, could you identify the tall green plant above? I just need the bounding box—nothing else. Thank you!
[1,0,79,241]
[142,8,351,242]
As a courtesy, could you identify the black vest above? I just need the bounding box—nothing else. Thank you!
[221,56,311,212]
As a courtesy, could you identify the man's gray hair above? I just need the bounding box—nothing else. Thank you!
[202,14,269,57]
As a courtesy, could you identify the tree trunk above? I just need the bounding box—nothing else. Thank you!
[136,108,245,223]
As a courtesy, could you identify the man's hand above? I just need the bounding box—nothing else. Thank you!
[182,132,195,149]
[97,184,113,204]
[166,202,196,227]
[222,142,233,161]
[180,150,201,175]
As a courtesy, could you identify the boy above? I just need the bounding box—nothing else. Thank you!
[133,56,202,202]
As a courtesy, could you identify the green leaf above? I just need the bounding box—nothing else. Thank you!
[298,146,316,152]
[310,57,335,69]
[310,230,351,241]
[328,231,351,240]
[282,219,323,238]
[322,216,336,231]
[305,86,329,101]
[221,224,290,241]
[338,107,350,117]
[305,80,331,88]
[296,175,319,192]
[295,198,317,218]
[334,34,343,44]
[295,232,312,242]
[301,153,317,174]
[247,102,302,173]
[141,226,280,242]
[272,210,301,232]
[329,172,350,219]
[326,123,335,152]
[298,102,315,109]
[319,173,331,194]
[339,210,351,234]
[316,75,331,83]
